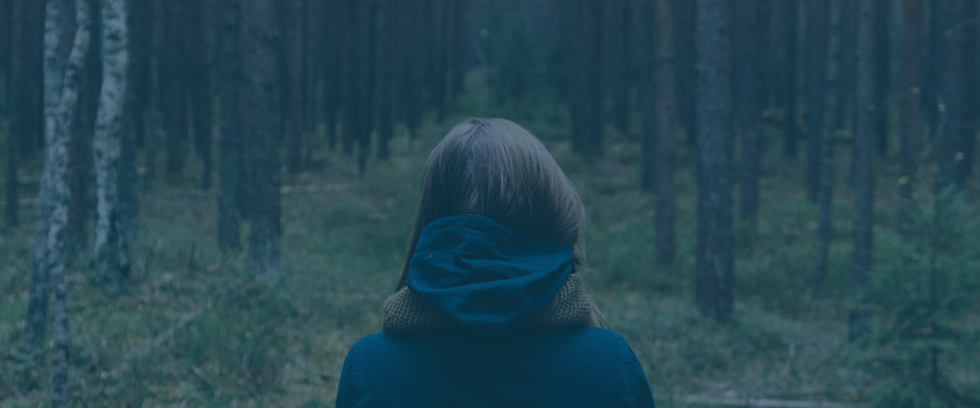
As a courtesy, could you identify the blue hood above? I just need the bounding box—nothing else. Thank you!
[407,214,574,332]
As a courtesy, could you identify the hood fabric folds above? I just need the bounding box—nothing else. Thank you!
[407,214,574,332]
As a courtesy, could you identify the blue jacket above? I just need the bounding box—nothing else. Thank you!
[336,215,656,408]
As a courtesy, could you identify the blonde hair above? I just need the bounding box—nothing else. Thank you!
[396,118,588,291]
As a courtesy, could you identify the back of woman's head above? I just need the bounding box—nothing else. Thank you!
[397,118,586,289]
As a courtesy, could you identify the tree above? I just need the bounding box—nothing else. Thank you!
[672,0,696,147]
[850,0,875,341]
[805,0,829,201]
[285,0,306,173]
[605,0,630,137]
[161,0,188,178]
[217,0,242,250]
[92,0,136,291]
[187,0,213,190]
[873,0,890,156]
[812,0,843,298]
[770,0,799,159]
[694,0,734,321]
[735,0,762,227]
[242,0,282,283]
[24,1,91,406]
[376,0,394,160]
[898,0,924,236]
[654,0,676,268]
[938,0,970,189]
[568,0,602,158]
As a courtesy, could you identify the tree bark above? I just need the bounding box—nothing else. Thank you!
[654,0,676,267]
[242,0,282,283]
[285,0,305,173]
[735,0,762,227]
[31,1,91,406]
[93,0,133,291]
[938,0,969,189]
[805,0,829,201]
[898,0,924,237]
[606,0,631,137]
[354,0,375,171]
[570,0,602,158]
[694,0,734,321]
[673,0,697,148]
[812,0,843,298]
[873,0,890,157]
[187,0,213,189]
[376,0,393,160]
[6,0,27,226]
[162,0,188,178]
[449,0,467,100]
[217,0,242,250]
[771,0,799,159]
[850,0,875,342]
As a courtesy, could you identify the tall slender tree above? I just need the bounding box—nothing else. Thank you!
[217,0,242,250]
[735,0,762,227]
[805,0,829,201]
[6,0,29,226]
[812,0,843,298]
[694,0,734,321]
[771,0,799,159]
[898,0,924,236]
[25,1,91,406]
[376,0,394,160]
[92,0,134,291]
[850,0,876,341]
[187,0,213,189]
[938,0,969,189]
[873,0,890,156]
[569,0,602,158]
[161,0,188,178]
[606,0,631,137]
[654,0,676,268]
[285,0,306,173]
[673,0,696,147]
[242,0,282,283]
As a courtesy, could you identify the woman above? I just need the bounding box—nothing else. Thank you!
[336,118,655,408]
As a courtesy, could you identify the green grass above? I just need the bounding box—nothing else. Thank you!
[1,70,978,407]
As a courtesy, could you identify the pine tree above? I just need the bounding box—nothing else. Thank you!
[694,0,734,321]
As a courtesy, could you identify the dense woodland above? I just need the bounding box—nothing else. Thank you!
[1,0,979,406]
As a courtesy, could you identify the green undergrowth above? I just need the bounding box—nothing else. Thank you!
[1,72,978,406]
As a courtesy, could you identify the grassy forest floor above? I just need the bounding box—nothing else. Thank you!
[1,71,979,407]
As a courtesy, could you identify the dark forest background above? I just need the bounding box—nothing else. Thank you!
[1,0,979,406]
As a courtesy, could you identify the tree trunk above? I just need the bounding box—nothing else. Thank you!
[188,0,213,189]
[694,0,734,321]
[673,0,697,148]
[242,0,282,283]
[654,0,676,267]
[641,0,656,193]
[376,0,393,160]
[572,0,602,158]
[606,0,631,137]
[959,0,977,176]
[812,0,843,298]
[93,0,133,291]
[217,0,242,250]
[805,0,828,201]
[6,0,27,227]
[144,0,163,191]
[938,0,969,189]
[771,0,799,159]
[898,0,924,237]
[735,0,761,227]
[66,0,100,263]
[162,0,188,178]
[873,0,890,157]
[449,0,467,100]
[285,0,305,173]
[29,2,91,407]
[354,0,375,171]
[850,0,875,342]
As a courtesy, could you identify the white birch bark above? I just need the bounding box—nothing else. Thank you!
[26,0,91,406]
[93,0,131,289]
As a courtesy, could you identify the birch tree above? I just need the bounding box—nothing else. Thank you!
[23,0,91,406]
[93,0,135,290]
